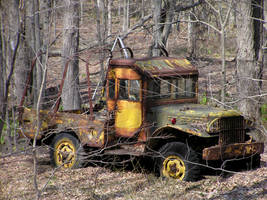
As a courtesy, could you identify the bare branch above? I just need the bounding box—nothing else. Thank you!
[175,0,204,12]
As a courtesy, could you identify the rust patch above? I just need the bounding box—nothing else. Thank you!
[203,142,264,160]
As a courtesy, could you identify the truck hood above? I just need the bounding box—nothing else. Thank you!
[148,104,242,137]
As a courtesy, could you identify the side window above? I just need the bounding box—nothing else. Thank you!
[118,79,129,100]
[160,79,171,98]
[185,77,194,97]
[147,79,160,99]
[118,79,141,101]
[177,76,196,98]
[177,77,186,98]
[147,76,196,101]
[108,79,115,99]
[129,80,141,101]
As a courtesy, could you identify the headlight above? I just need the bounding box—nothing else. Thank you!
[206,118,220,133]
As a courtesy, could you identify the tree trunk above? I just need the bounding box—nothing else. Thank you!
[187,1,196,58]
[149,0,176,56]
[0,13,4,138]
[150,0,162,56]
[32,0,44,108]
[122,0,130,32]
[264,0,267,80]
[0,0,21,139]
[94,0,106,93]
[107,0,113,37]
[236,0,263,122]
[61,0,81,110]
[14,3,30,106]
[220,28,226,105]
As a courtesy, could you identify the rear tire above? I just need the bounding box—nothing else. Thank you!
[50,133,84,169]
[156,142,201,181]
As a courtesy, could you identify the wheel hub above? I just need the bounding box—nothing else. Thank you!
[56,141,75,168]
[162,155,185,180]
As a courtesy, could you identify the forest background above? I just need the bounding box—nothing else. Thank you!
[0,0,267,200]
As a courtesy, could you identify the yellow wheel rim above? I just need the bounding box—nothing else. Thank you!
[162,155,186,180]
[54,139,76,168]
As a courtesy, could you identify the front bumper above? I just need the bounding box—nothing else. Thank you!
[202,142,264,160]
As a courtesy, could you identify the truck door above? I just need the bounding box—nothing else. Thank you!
[106,67,143,138]
[115,79,142,137]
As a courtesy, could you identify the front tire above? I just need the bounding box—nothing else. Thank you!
[50,133,84,169]
[157,142,201,181]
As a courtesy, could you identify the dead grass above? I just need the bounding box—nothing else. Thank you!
[0,146,266,200]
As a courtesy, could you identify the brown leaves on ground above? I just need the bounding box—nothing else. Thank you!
[0,146,266,200]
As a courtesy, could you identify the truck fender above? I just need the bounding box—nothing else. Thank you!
[146,126,195,153]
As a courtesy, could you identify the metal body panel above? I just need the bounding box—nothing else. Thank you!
[19,108,106,147]
[146,103,241,137]
[106,66,143,138]
[109,57,198,77]
[115,100,142,137]
[203,142,264,160]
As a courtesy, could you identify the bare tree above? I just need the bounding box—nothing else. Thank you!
[236,0,263,121]
[150,0,162,56]
[0,12,4,139]
[149,0,203,56]
[107,0,113,37]
[94,0,107,88]
[203,0,232,106]
[0,0,21,140]
[61,0,81,110]
[187,0,196,58]
[264,0,267,78]
[122,0,130,32]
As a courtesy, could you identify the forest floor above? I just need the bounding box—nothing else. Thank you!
[0,144,266,200]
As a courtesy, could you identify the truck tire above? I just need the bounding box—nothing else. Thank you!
[50,133,84,169]
[156,142,201,181]
[245,154,261,169]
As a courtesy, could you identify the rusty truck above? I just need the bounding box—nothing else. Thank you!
[18,38,264,181]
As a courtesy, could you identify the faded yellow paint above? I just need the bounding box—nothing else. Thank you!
[203,142,264,160]
[206,118,219,133]
[41,121,48,130]
[184,59,190,65]
[55,119,63,124]
[156,125,202,136]
[184,128,201,136]
[164,59,174,68]
[208,110,240,117]
[162,155,185,180]
[112,68,141,80]
[54,138,76,168]
[185,110,196,114]
[115,100,142,137]
[98,131,105,144]
[108,70,116,79]
[174,59,191,68]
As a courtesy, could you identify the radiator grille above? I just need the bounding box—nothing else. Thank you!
[218,116,245,145]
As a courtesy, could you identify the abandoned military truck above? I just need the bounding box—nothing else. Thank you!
[19,54,264,181]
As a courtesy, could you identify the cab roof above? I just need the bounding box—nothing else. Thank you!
[109,57,198,77]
